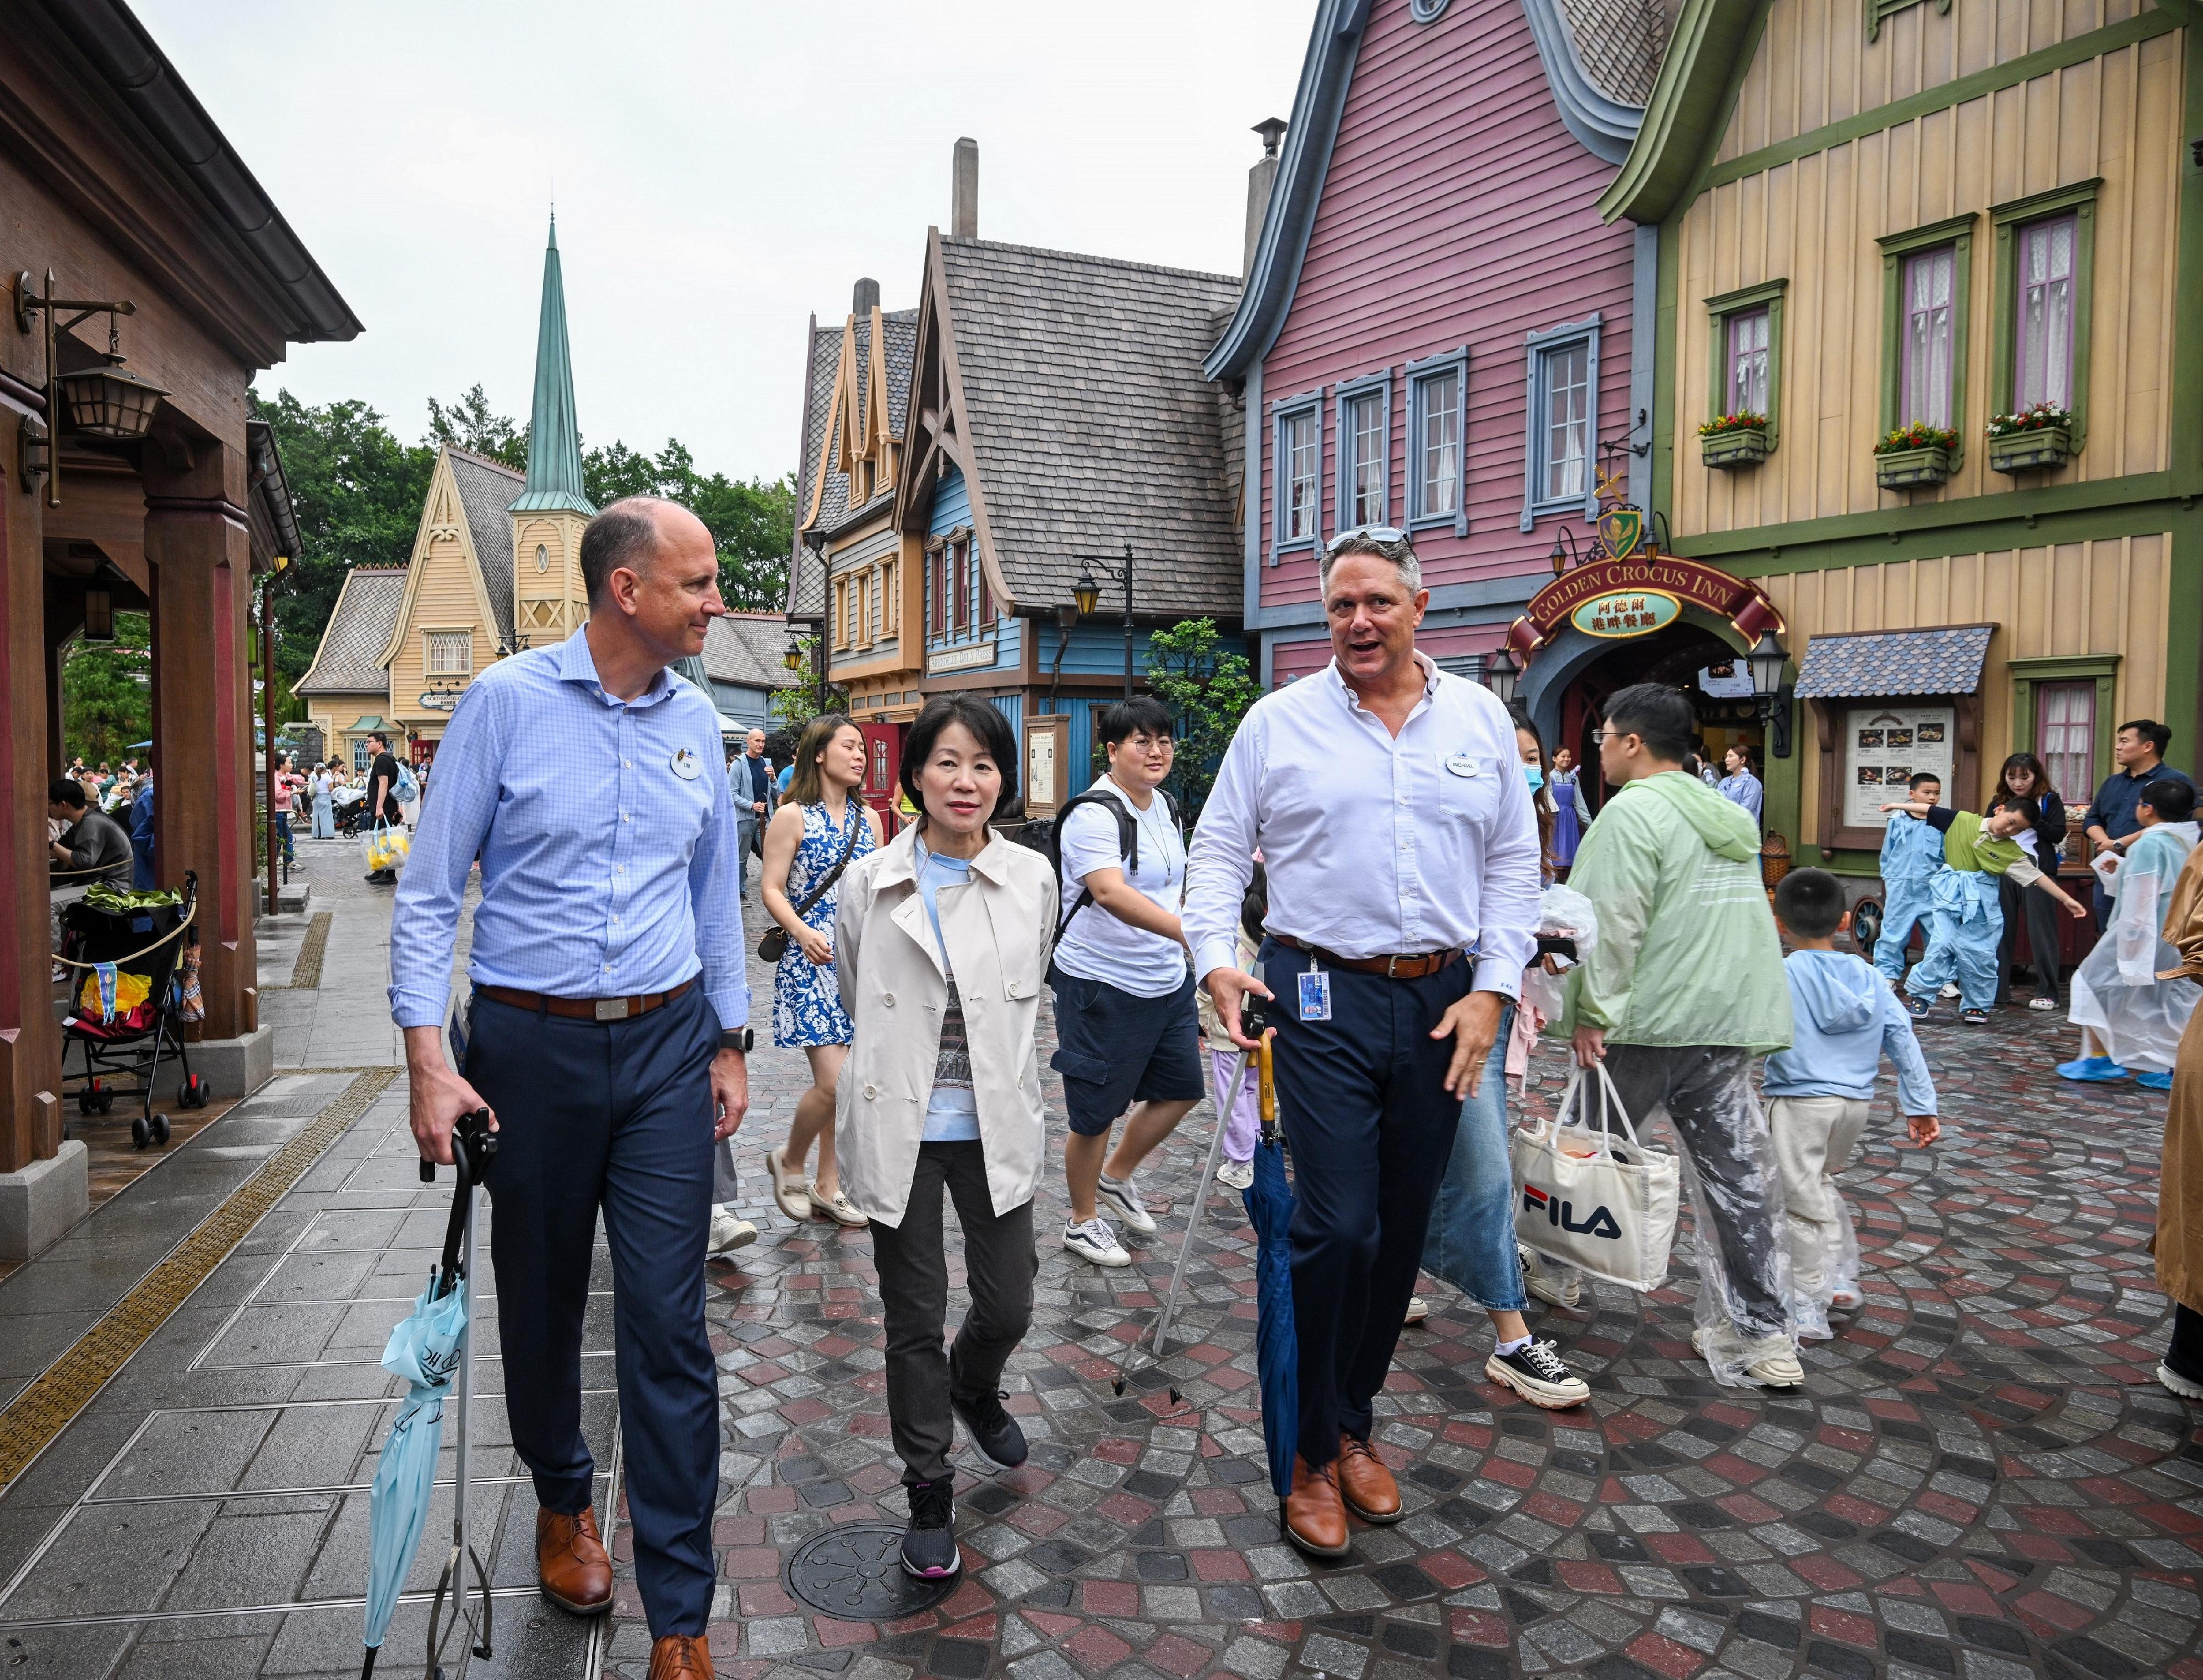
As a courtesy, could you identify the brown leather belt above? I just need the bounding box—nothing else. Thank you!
[1272,935,1463,981]
[476,977,696,1022]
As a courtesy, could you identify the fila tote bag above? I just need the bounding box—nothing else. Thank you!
[1512,1063,1679,1292]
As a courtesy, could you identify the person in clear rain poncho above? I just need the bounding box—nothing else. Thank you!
[2063,778,2202,1090]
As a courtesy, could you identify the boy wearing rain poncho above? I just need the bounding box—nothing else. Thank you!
[2061,778,2202,1090]
[1880,796,2090,1025]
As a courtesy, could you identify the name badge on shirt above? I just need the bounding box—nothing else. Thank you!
[670,747,703,781]
[1444,752,1479,778]
[1298,969,1332,1022]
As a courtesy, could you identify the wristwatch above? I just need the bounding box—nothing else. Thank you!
[718,1028,753,1054]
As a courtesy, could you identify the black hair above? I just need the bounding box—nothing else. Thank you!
[579,497,674,604]
[2120,718,2173,756]
[367,731,388,750]
[1603,683,1695,765]
[1098,696,1175,750]
[2142,778,2196,822]
[1773,867,1846,939]
[1907,770,1943,793]
[48,777,86,809]
[901,694,1019,824]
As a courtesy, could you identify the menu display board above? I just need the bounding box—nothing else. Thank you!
[1842,703,1956,830]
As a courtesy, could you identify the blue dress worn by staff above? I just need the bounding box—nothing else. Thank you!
[389,501,750,1680]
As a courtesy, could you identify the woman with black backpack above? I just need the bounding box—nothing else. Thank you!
[1047,697,1205,1269]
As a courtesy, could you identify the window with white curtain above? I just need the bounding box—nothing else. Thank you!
[1725,307,1770,416]
[1411,367,1461,523]
[1901,247,1955,428]
[2037,681,2095,808]
[1341,390,1387,529]
[425,631,471,676]
[1539,341,1589,502]
[1279,407,1318,544]
[2016,215,2076,409]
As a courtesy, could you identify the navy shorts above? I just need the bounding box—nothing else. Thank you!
[1049,967,1204,1136]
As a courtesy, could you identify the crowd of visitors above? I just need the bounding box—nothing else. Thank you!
[372,494,2194,1676]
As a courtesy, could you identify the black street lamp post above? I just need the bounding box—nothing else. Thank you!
[1072,543,1135,701]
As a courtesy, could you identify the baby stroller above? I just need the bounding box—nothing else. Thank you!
[333,785,370,837]
[58,871,207,1148]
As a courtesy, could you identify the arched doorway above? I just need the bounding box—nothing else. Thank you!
[1519,615,1765,819]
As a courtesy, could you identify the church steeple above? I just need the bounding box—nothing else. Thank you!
[510,212,592,514]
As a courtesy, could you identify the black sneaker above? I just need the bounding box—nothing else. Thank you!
[900,1478,959,1579]
[1484,1339,1591,1409]
[952,1389,1028,1467]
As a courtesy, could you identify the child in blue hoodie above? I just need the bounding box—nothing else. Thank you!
[1765,869,1940,1341]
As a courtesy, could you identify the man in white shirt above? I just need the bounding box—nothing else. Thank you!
[1049,696,1203,1269]
[1184,529,1548,1559]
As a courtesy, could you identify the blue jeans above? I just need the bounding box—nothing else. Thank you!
[1421,1001,1528,1312]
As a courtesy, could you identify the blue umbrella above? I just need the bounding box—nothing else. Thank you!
[1241,1024,1299,1503]
[361,1112,495,1679]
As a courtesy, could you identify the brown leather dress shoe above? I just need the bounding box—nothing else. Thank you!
[1282,1453,1350,1557]
[1337,1432,1402,1523]
[536,1505,612,1615]
[648,1633,712,1679]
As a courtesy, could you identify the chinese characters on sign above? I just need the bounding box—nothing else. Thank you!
[1570,589,1681,640]
[1841,703,1956,828]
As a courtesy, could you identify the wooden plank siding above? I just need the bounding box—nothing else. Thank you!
[1257,0,1638,607]
[1768,532,2172,838]
[1673,25,2182,536]
[1715,0,2150,162]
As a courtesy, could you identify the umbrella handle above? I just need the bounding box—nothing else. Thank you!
[1256,1029,1278,1145]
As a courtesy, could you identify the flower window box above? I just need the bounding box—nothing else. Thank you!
[1984,404,2075,474]
[1698,412,1768,469]
[1873,424,1958,490]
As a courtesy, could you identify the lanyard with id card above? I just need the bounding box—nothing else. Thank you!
[1297,952,1332,1022]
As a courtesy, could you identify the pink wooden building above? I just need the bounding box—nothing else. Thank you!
[1208,0,1668,722]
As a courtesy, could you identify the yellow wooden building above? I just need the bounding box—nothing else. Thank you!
[1592,0,2201,869]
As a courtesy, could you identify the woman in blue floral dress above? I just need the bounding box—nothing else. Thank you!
[761,714,881,1228]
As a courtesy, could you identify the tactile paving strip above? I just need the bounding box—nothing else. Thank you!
[0,1066,395,1491]
[264,909,333,991]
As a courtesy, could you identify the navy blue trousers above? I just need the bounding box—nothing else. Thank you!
[1261,941,1468,1468]
[466,985,719,1638]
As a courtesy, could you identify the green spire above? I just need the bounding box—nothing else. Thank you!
[510,211,593,514]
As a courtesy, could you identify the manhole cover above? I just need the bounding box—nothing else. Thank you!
[784,1522,957,1620]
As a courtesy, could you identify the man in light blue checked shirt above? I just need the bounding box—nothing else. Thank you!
[390,497,747,1679]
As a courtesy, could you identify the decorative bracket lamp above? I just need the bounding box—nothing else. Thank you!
[13,270,167,507]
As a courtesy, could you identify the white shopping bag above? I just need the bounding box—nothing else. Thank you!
[1512,1062,1680,1292]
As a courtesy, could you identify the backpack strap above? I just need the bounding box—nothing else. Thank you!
[1049,790,1138,949]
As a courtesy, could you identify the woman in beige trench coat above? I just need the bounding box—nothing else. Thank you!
[2152,842,2203,1397]
[832,695,1056,1582]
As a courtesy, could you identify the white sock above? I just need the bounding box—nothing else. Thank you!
[1495,1334,1534,1357]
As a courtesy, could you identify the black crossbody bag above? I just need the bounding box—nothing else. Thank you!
[757,806,865,962]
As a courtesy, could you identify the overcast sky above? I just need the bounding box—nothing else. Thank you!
[132,1,1310,485]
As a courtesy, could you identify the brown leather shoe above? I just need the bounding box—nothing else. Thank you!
[536,1505,612,1615]
[1337,1432,1402,1524]
[648,1634,712,1679]
[1282,1453,1350,1557]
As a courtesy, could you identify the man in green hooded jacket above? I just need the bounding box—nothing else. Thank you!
[1559,682,1802,1388]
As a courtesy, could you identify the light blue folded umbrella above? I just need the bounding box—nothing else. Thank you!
[361,1268,467,1677]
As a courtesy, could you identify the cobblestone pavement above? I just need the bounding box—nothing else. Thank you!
[615,976,2203,1680]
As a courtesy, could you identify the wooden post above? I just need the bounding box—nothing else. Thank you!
[0,409,62,1174]
[263,573,278,917]
[145,469,258,1045]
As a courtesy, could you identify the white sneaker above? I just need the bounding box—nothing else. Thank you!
[1740,1335,1806,1388]
[1519,1244,1582,1310]
[2028,996,2058,1011]
[1403,1294,1429,1325]
[1939,982,1961,999]
[1217,1158,1254,1191]
[708,1206,758,1254]
[2158,1361,2203,1401]
[1096,1172,1157,1235]
[1063,1217,1131,1267]
[1485,1339,1591,1408]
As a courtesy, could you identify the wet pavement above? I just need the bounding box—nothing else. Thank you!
[0,838,2198,1679]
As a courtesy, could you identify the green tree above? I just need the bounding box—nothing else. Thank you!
[768,640,845,731]
[426,383,527,469]
[61,611,152,763]
[1146,617,1260,820]
[251,388,434,681]
[581,437,792,611]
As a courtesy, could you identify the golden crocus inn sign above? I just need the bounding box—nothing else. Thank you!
[1507,466,1783,660]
